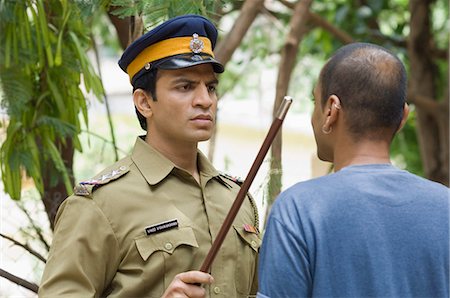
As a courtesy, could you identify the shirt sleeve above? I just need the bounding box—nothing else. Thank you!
[38,197,120,297]
[257,200,312,298]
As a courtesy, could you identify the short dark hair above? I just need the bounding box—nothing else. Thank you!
[131,69,159,131]
[319,42,407,140]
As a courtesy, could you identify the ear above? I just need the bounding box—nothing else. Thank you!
[133,89,153,118]
[322,95,341,133]
[397,103,410,132]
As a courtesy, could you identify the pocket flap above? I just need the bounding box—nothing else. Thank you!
[233,225,262,252]
[135,226,199,261]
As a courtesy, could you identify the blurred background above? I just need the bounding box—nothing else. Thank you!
[1,0,448,296]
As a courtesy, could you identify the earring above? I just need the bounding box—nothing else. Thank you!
[334,103,341,109]
[322,126,332,134]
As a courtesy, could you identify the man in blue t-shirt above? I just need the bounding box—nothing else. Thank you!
[257,43,449,298]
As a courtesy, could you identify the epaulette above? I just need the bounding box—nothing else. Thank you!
[73,165,130,197]
[219,172,244,186]
[219,172,259,230]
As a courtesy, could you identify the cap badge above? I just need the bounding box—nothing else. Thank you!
[189,33,204,54]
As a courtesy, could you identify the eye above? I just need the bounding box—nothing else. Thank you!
[207,84,217,93]
[177,84,191,91]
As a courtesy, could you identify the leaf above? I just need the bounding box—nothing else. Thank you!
[55,7,71,66]
[43,138,73,194]
[29,2,45,69]
[36,116,77,138]
[36,0,54,67]
[46,73,68,121]
[24,135,44,194]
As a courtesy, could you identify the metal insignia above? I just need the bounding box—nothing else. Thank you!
[78,165,129,186]
[74,164,130,197]
[74,184,90,196]
[189,33,204,54]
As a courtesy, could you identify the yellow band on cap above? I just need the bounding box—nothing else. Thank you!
[127,36,213,80]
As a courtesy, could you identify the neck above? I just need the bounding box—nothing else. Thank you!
[333,138,391,172]
[145,135,200,181]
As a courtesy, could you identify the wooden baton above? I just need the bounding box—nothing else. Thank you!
[199,96,293,273]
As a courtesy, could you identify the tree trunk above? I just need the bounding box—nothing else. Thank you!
[408,0,449,186]
[107,8,131,49]
[42,139,75,229]
[107,6,144,48]
[208,0,265,161]
[266,0,312,219]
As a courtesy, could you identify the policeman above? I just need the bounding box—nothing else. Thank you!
[39,14,260,298]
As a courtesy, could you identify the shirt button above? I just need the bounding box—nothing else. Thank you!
[251,240,257,248]
[164,242,173,250]
[213,286,221,294]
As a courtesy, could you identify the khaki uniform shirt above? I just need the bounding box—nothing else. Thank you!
[39,137,260,297]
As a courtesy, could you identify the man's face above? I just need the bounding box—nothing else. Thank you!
[147,64,218,146]
[311,81,333,162]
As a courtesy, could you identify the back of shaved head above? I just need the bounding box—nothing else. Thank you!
[319,43,407,140]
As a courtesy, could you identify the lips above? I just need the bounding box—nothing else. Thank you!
[192,114,213,121]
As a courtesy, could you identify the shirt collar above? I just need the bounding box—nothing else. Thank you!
[131,136,220,185]
[198,150,220,178]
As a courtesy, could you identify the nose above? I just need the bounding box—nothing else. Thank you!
[193,84,213,108]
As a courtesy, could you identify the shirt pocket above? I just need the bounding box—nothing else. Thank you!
[131,226,199,297]
[233,224,261,295]
[135,226,199,261]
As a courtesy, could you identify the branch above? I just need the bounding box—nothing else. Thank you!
[274,0,313,101]
[81,130,129,155]
[431,46,448,60]
[215,0,265,66]
[307,11,354,44]
[17,202,50,251]
[277,0,354,44]
[269,0,313,204]
[0,233,46,263]
[406,90,443,115]
[0,268,39,293]
[91,32,120,162]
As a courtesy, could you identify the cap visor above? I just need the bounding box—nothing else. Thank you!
[155,54,224,73]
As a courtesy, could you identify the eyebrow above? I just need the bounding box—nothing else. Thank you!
[171,77,219,85]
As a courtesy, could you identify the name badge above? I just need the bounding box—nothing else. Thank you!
[145,219,179,236]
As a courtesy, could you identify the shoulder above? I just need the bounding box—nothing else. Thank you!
[270,175,337,218]
[278,174,336,201]
[218,172,244,187]
[73,156,134,198]
[217,172,260,228]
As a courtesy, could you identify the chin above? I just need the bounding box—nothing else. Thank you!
[192,131,213,142]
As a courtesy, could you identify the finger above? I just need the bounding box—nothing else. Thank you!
[183,284,206,298]
[177,271,214,285]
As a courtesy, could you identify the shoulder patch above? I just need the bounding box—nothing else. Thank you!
[74,165,130,197]
[219,172,244,186]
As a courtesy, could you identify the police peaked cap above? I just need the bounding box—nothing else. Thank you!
[118,14,224,83]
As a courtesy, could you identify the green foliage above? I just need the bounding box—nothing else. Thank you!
[390,110,423,176]
[109,0,228,30]
[0,0,104,200]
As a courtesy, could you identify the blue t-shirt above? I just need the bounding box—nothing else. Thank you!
[258,164,449,298]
